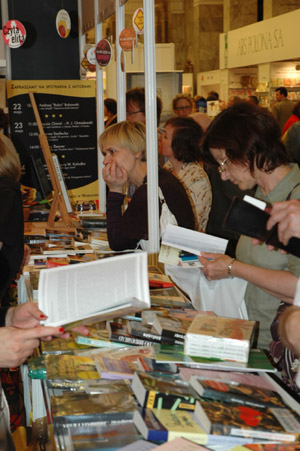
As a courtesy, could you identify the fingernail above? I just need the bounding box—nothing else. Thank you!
[59,327,65,333]
[40,314,47,319]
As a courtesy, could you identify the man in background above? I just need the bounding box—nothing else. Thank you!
[271,87,294,133]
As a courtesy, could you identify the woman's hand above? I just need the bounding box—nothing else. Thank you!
[267,199,300,246]
[102,160,128,193]
[5,303,90,339]
[198,252,233,281]
[0,325,66,368]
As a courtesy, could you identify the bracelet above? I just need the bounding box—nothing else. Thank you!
[227,258,236,278]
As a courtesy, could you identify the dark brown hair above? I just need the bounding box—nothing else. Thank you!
[165,116,203,163]
[126,87,162,125]
[201,101,289,174]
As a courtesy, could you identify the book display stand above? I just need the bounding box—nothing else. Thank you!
[29,92,71,227]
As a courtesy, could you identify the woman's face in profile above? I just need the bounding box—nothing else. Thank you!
[160,125,175,159]
[210,147,256,191]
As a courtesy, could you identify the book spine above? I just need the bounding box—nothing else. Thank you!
[161,329,185,341]
[109,333,156,347]
[145,391,196,411]
[130,328,183,345]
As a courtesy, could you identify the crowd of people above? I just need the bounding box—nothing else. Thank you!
[99,89,300,394]
[1,86,300,416]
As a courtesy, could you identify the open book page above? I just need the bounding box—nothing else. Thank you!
[161,225,228,256]
[38,252,150,327]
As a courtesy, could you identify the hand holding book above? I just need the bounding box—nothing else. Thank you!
[266,199,300,246]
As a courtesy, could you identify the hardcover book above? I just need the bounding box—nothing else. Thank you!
[51,392,136,426]
[184,315,256,363]
[131,372,198,411]
[194,400,300,442]
[189,376,284,409]
[133,408,207,444]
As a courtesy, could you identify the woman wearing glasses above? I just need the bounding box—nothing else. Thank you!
[199,102,300,358]
[172,94,193,118]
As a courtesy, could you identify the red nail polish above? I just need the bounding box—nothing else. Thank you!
[59,327,65,333]
[40,314,47,319]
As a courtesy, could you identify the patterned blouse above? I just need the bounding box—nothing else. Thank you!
[164,160,212,232]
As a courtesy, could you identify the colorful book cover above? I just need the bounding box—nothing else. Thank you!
[45,354,100,384]
[134,408,207,444]
[51,392,136,425]
[41,336,93,354]
[132,372,198,411]
[194,401,300,441]
[83,379,132,394]
[189,376,284,409]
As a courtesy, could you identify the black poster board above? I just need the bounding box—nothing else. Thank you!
[7,80,98,204]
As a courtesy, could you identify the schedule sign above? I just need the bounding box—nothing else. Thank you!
[7,80,98,203]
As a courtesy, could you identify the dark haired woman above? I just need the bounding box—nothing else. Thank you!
[198,102,300,357]
[161,117,211,232]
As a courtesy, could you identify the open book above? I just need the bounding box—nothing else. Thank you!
[38,252,150,328]
[160,224,228,259]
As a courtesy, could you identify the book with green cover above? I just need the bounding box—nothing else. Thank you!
[131,372,198,411]
[154,346,276,373]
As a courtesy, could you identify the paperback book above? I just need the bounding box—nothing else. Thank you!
[128,321,184,346]
[107,322,157,347]
[134,407,208,444]
[152,315,191,342]
[189,376,284,409]
[131,372,198,411]
[38,252,150,328]
[45,354,100,389]
[184,315,256,363]
[51,392,136,426]
[194,400,300,442]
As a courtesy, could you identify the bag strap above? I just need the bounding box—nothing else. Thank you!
[286,182,300,201]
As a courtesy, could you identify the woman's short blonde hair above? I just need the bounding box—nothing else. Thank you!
[0,134,21,181]
[99,121,147,161]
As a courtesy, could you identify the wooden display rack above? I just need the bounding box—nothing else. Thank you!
[29,92,71,227]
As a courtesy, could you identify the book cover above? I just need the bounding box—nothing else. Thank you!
[152,315,190,341]
[231,444,300,451]
[131,372,198,411]
[189,376,284,409]
[46,256,70,268]
[51,392,136,426]
[137,357,178,374]
[58,423,144,450]
[134,408,207,444]
[194,401,300,442]
[45,354,100,386]
[83,379,132,395]
[68,253,96,264]
[184,315,255,363]
[41,336,92,354]
[94,355,137,380]
[223,196,300,259]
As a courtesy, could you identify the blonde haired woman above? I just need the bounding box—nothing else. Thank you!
[0,134,24,300]
[99,121,195,251]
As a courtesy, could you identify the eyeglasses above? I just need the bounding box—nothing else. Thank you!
[126,110,144,116]
[218,158,228,174]
[175,106,191,111]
